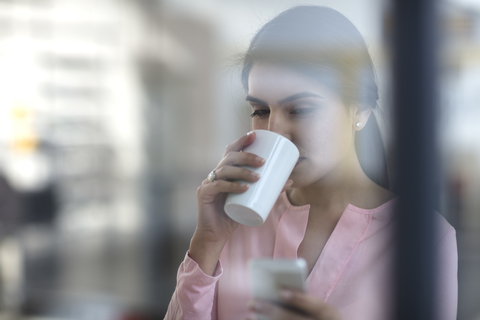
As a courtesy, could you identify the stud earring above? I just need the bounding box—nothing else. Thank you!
[356,122,362,128]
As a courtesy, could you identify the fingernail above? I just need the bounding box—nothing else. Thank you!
[240,183,250,189]
[280,289,293,300]
[251,172,261,179]
[247,131,254,136]
[288,179,294,185]
[256,156,265,164]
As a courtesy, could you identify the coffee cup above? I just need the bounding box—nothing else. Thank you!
[224,130,299,226]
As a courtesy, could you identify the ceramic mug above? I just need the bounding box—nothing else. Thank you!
[224,130,299,226]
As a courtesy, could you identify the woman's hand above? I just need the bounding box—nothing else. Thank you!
[194,131,264,242]
[246,290,343,320]
[190,131,294,275]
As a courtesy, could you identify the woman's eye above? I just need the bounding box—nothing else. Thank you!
[250,110,270,118]
[291,108,314,116]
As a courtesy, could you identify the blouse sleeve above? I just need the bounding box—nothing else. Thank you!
[164,252,223,320]
[435,228,458,320]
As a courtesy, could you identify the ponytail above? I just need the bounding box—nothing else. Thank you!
[355,112,390,190]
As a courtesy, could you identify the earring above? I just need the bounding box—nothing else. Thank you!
[356,122,362,128]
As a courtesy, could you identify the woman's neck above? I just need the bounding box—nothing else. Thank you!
[287,152,392,213]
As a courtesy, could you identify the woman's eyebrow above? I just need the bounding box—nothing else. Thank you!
[245,91,324,106]
[277,91,324,105]
[245,95,267,105]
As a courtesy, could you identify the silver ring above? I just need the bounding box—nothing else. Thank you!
[207,170,216,183]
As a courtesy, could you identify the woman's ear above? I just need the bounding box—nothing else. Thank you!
[353,104,372,131]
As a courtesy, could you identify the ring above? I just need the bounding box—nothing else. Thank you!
[207,170,216,183]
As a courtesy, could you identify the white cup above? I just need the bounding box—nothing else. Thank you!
[224,130,299,227]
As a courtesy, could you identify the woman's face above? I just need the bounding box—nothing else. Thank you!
[247,63,357,188]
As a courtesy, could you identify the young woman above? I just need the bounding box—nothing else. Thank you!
[165,6,457,320]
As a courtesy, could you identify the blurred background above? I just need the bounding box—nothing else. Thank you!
[0,0,478,319]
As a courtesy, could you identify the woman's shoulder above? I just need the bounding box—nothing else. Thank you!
[349,183,398,211]
[363,186,456,244]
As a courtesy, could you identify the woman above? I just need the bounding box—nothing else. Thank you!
[165,6,457,320]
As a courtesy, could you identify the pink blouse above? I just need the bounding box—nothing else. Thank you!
[165,192,458,320]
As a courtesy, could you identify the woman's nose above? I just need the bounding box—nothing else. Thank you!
[267,112,291,140]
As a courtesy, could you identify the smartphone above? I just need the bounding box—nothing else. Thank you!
[249,258,308,302]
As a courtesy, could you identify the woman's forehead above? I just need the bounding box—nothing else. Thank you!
[247,63,335,101]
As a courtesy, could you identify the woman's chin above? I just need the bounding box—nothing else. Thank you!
[287,174,309,189]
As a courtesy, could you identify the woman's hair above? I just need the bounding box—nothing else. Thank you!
[241,5,389,189]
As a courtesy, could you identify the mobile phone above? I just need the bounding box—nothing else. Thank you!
[249,258,308,302]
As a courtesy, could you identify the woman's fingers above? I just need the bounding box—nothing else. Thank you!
[247,291,343,320]
[199,179,250,201]
[198,174,254,204]
[219,150,265,169]
[248,300,311,320]
[214,166,261,183]
[223,131,256,156]
[279,290,343,320]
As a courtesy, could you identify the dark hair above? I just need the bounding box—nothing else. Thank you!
[241,5,389,189]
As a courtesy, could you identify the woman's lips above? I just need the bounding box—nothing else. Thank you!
[295,157,305,167]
